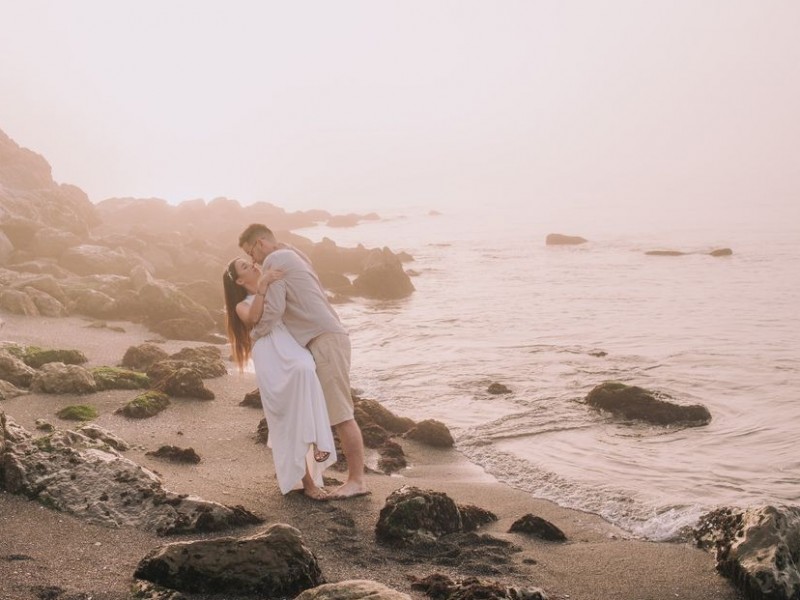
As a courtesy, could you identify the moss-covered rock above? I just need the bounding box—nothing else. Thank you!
[56,404,98,421]
[15,345,88,368]
[91,366,150,391]
[116,391,171,419]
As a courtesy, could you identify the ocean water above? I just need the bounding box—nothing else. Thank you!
[296,205,800,541]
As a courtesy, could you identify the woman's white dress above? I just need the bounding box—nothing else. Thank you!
[248,298,336,494]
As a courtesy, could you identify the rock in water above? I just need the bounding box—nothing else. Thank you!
[585,381,711,426]
[545,233,587,245]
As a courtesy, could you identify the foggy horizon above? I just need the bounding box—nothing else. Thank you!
[2,1,799,224]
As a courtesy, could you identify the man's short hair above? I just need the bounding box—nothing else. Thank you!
[239,223,275,247]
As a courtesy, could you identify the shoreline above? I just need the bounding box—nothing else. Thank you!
[0,312,743,600]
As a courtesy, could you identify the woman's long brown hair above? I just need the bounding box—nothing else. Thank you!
[223,259,251,371]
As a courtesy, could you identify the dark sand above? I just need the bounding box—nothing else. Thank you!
[0,313,742,600]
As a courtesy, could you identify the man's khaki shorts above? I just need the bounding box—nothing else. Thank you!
[308,332,353,426]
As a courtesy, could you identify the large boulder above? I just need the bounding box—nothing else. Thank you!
[694,505,800,600]
[138,280,216,337]
[121,343,170,371]
[353,395,416,434]
[352,248,415,300]
[134,524,324,596]
[404,419,455,448]
[585,381,711,426]
[296,581,411,600]
[1,415,261,534]
[508,514,567,541]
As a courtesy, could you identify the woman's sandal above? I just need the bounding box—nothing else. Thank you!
[313,445,330,463]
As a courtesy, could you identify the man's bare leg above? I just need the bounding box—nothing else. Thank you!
[331,419,369,498]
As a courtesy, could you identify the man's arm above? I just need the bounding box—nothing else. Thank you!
[250,250,300,340]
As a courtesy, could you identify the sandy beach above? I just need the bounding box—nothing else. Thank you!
[0,313,743,600]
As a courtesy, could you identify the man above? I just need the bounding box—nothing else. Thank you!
[239,223,368,500]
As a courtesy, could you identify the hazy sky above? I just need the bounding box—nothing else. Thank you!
[1,1,798,218]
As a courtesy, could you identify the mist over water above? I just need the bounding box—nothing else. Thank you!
[297,202,800,540]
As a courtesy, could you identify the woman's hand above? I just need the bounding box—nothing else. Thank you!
[257,268,284,293]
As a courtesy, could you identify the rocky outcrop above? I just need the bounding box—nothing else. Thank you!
[508,514,567,541]
[694,505,800,600]
[546,233,587,245]
[352,248,415,300]
[0,415,261,534]
[134,524,323,596]
[296,580,411,600]
[585,381,711,426]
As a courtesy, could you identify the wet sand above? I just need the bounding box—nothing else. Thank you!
[0,313,742,600]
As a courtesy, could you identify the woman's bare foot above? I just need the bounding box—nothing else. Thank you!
[303,485,329,502]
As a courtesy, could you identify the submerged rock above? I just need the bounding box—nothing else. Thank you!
[694,505,800,600]
[585,381,711,426]
[487,382,512,395]
[546,233,587,246]
[352,247,415,300]
[134,524,323,596]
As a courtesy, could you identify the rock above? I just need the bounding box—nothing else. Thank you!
[508,514,567,541]
[121,343,170,371]
[30,363,97,394]
[459,504,499,532]
[405,419,455,448]
[255,418,270,444]
[709,248,733,257]
[0,349,37,387]
[15,346,88,369]
[0,288,39,315]
[377,440,407,474]
[376,486,463,546]
[151,318,214,342]
[76,424,130,451]
[146,445,201,464]
[116,391,171,419]
[361,423,391,448]
[1,414,262,534]
[487,382,512,395]
[240,388,262,408]
[134,524,323,596]
[546,233,587,245]
[0,379,28,400]
[58,244,136,276]
[29,226,81,258]
[352,248,415,299]
[585,381,711,426]
[169,346,227,378]
[151,366,215,400]
[91,366,150,390]
[411,574,547,600]
[694,505,800,600]
[354,395,416,434]
[296,580,411,600]
[21,286,66,316]
[12,274,68,305]
[56,404,98,421]
[34,419,54,432]
[318,271,354,293]
[69,288,117,318]
[138,281,216,338]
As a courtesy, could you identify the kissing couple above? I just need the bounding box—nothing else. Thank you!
[222,223,369,501]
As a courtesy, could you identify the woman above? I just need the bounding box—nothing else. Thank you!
[223,257,336,501]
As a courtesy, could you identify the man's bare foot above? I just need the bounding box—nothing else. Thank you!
[329,481,370,500]
[303,486,329,502]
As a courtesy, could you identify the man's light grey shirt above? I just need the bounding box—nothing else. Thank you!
[251,248,347,347]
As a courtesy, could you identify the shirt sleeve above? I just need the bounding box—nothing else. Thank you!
[250,250,301,340]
